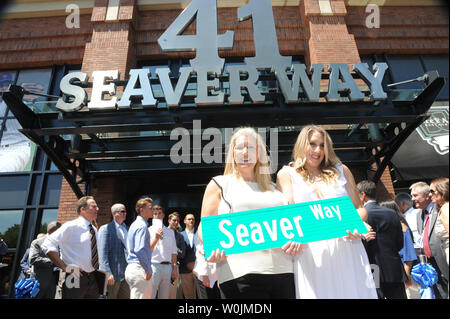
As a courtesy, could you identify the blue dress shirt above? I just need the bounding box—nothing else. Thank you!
[126,215,152,276]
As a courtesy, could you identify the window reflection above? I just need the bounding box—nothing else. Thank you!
[0,210,23,249]
[0,69,51,173]
[0,209,23,296]
[39,209,59,234]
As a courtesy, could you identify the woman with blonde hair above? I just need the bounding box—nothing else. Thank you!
[277,125,377,299]
[198,127,301,299]
[430,177,449,265]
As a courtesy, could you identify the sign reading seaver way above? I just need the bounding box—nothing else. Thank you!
[201,196,367,257]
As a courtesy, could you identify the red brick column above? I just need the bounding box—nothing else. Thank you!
[57,0,138,226]
[300,0,395,198]
[300,0,361,66]
[82,0,137,87]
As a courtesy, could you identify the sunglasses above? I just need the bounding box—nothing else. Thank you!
[117,210,127,213]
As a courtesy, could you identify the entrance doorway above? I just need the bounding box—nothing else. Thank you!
[92,167,221,230]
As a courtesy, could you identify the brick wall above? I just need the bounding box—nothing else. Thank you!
[90,177,125,226]
[346,6,449,54]
[0,14,93,69]
[57,178,85,224]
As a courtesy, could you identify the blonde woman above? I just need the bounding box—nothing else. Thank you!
[276,125,377,299]
[430,178,449,265]
[198,127,301,299]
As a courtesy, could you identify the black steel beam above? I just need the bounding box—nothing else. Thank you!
[3,74,445,187]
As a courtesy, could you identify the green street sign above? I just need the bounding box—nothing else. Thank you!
[201,196,367,257]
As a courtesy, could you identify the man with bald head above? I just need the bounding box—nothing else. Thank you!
[29,221,61,298]
[98,203,130,299]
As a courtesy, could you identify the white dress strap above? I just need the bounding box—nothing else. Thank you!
[335,162,347,187]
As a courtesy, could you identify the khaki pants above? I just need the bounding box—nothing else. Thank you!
[107,279,130,299]
[406,280,421,299]
[125,263,152,299]
[180,272,198,299]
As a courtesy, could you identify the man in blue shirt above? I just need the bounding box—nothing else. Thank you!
[125,197,154,299]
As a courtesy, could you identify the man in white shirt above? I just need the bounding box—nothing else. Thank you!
[148,205,178,299]
[395,192,421,250]
[42,196,100,299]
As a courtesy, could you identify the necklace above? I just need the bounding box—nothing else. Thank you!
[306,172,322,184]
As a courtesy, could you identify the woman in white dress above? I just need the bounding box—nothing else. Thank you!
[430,178,449,265]
[276,125,378,299]
[197,127,302,299]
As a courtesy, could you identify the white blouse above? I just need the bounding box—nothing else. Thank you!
[213,174,293,285]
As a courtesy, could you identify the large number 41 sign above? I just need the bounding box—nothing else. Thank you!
[157,0,292,105]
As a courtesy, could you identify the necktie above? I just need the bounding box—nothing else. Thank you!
[89,224,99,270]
[422,210,432,258]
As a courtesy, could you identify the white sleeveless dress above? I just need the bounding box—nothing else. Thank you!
[283,164,378,299]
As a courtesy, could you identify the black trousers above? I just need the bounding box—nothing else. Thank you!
[428,257,449,299]
[197,279,221,299]
[377,282,407,299]
[219,273,295,299]
[62,271,99,299]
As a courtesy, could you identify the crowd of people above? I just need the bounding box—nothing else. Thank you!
[7,125,449,299]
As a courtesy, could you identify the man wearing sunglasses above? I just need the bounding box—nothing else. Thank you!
[410,182,448,299]
[98,203,130,299]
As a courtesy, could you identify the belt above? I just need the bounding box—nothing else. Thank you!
[80,270,95,276]
[160,261,170,265]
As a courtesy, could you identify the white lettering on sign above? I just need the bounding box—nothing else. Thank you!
[309,204,342,221]
[217,216,305,249]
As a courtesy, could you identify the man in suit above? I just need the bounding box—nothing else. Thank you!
[29,221,61,298]
[357,180,406,299]
[179,213,198,299]
[98,203,130,299]
[410,181,448,299]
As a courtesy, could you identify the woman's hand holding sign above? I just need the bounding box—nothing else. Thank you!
[344,229,362,240]
[206,248,227,263]
[281,241,303,257]
[198,245,227,263]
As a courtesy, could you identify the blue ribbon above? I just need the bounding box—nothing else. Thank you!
[411,263,438,299]
[14,278,40,299]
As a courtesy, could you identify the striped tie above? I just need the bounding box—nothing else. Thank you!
[89,224,99,270]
